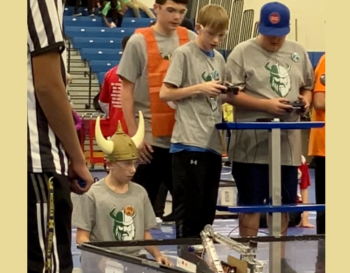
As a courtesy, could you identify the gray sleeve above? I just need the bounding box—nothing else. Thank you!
[301,49,315,91]
[225,45,246,86]
[187,30,197,41]
[143,191,158,230]
[220,55,227,83]
[163,48,186,87]
[117,34,144,83]
[72,193,96,232]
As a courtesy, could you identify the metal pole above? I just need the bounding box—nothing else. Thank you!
[268,119,282,273]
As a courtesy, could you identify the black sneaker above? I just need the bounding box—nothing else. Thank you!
[281,258,297,273]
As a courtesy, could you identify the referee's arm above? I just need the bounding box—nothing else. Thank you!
[28,0,85,165]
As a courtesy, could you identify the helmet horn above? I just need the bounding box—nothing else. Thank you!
[131,111,145,149]
[95,116,114,154]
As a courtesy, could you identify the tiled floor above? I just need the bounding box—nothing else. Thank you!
[72,168,321,272]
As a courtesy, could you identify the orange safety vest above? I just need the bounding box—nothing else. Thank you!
[134,26,190,137]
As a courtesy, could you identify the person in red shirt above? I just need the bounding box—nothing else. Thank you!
[98,35,130,136]
[295,155,314,228]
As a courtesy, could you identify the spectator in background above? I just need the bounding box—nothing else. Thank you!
[73,110,83,140]
[295,155,314,228]
[123,0,156,18]
[101,0,124,28]
[98,36,131,136]
[72,0,95,16]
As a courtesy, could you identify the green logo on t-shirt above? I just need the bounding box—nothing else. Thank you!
[201,70,220,82]
[109,205,136,241]
[159,51,173,61]
[265,61,291,97]
[201,69,220,111]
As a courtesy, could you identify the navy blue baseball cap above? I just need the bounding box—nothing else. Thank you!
[258,2,290,37]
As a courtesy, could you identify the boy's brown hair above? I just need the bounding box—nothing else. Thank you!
[197,4,229,32]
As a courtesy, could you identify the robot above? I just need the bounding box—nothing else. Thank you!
[178,225,264,273]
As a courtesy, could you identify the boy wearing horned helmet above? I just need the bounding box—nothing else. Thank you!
[72,111,172,271]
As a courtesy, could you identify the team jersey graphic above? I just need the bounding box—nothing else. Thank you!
[109,205,136,241]
[265,61,291,97]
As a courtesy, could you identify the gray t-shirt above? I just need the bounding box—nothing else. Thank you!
[163,41,225,154]
[117,28,197,149]
[72,180,157,256]
[226,38,315,166]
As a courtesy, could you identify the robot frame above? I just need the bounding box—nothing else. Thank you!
[177,224,264,273]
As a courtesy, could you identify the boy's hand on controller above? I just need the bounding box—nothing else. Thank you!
[265,98,293,115]
[200,80,227,97]
[296,95,310,115]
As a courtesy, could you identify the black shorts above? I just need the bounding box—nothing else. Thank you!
[28,172,73,273]
[231,162,298,207]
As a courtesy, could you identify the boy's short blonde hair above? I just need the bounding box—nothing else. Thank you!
[197,4,229,32]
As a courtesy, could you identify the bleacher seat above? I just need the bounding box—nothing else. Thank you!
[308,52,315,68]
[307,52,325,68]
[98,72,107,84]
[64,27,135,39]
[64,16,154,28]
[64,6,89,16]
[64,16,104,27]
[71,37,123,49]
[80,48,123,61]
[121,17,155,28]
[313,52,324,67]
[89,60,119,74]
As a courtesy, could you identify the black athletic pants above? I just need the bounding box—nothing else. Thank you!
[172,151,222,238]
[131,146,173,218]
[28,172,73,273]
[314,156,325,234]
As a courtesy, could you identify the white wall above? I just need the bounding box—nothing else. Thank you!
[140,0,156,8]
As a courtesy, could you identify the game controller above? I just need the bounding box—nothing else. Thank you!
[77,178,86,188]
[290,101,305,110]
[222,83,240,95]
[284,100,305,112]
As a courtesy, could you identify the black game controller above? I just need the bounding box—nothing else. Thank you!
[290,101,305,110]
[77,177,99,188]
[77,178,86,188]
[284,100,305,112]
[222,83,240,95]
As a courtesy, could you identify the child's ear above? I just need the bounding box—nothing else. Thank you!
[195,23,202,33]
[105,161,113,170]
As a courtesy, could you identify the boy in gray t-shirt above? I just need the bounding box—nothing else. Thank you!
[160,4,229,239]
[225,2,314,272]
[72,113,172,272]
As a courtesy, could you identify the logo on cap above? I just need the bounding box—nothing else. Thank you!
[269,12,280,24]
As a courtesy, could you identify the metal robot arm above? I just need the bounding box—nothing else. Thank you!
[200,225,264,273]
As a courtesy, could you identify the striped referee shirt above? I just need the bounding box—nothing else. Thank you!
[27,0,69,176]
